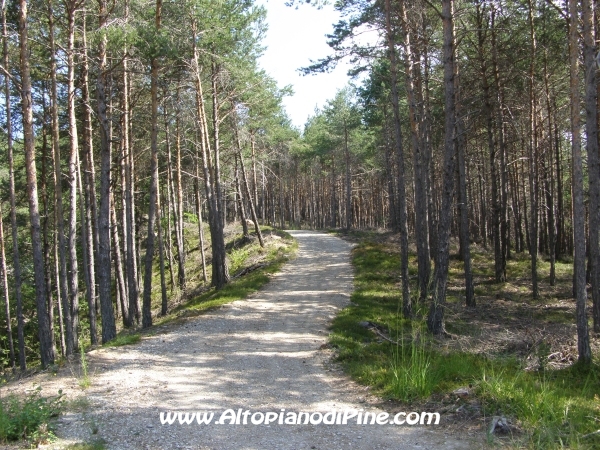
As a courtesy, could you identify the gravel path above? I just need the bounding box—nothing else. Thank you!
[33,230,476,449]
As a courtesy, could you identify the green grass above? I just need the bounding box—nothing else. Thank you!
[164,229,297,321]
[64,440,107,450]
[330,239,600,449]
[103,333,141,347]
[0,387,63,444]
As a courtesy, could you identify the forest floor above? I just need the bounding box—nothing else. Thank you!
[327,230,600,449]
[1,230,479,449]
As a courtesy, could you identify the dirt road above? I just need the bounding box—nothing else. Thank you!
[30,230,475,449]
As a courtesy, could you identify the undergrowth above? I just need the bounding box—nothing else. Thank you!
[329,238,600,449]
[0,386,63,444]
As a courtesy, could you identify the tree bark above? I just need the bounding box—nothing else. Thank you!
[400,2,430,301]
[527,0,539,299]
[428,0,457,335]
[174,90,186,288]
[142,0,163,328]
[66,0,80,350]
[583,0,600,332]
[568,0,592,363]
[192,22,229,289]
[96,0,117,343]
[3,0,25,370]
[19,0,55,366]
[384,0,411,317]
[48,0,73,356]
[455,63,475,307]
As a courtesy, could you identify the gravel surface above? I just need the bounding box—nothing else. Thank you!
[12,230,479,449]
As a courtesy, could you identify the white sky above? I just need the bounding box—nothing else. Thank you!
[256,0,354,130]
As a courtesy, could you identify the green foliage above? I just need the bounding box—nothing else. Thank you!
[0,387,63,444]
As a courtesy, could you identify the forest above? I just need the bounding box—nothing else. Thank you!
[0,0,598,391]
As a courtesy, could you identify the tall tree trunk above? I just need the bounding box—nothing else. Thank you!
[3,0,25,370]
[568,0,592,364]
[211,61,225,228]
[96,0,117,343]
[477,3,504,283]
[455,63,475,307]
[583,0,600,332]
[384,0,411,317]
[142,0,163,328]
[174,91,186,288]
[491,6,510,270]
[49,0,73,356]
[192,23,229,289]
[124,59,140,325]
[528,0,539,299]
[401,2,430,300]
[81,13,100,316]
[40,90,56,355]
[543,52,557,286]
[19,0,55,366]
[428,0,457,335]
[163,101,176,290]
[80,16,98,343]
[66,0,80,350]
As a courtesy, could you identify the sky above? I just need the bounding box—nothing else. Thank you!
[255,0,355,130]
